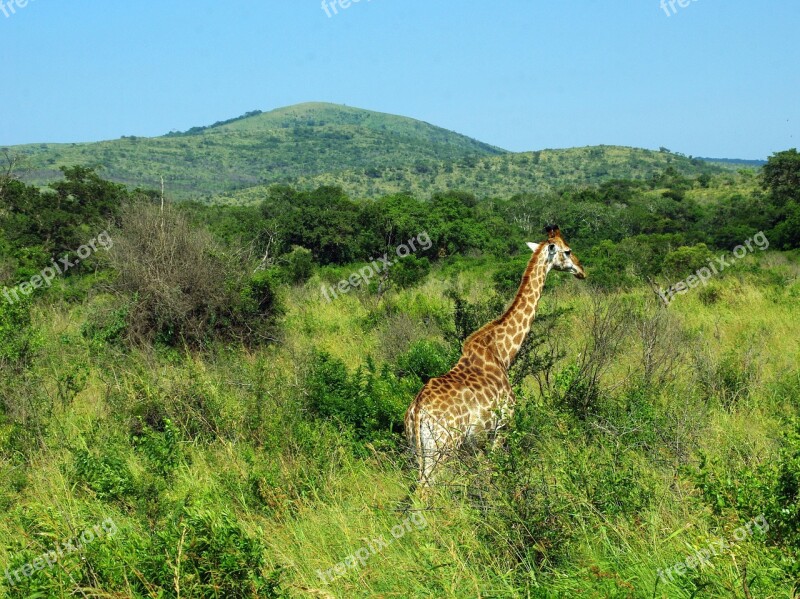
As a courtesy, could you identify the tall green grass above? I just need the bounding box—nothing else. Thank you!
[1,255,798,598]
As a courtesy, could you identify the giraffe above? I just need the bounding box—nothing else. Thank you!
[404,225,586,491]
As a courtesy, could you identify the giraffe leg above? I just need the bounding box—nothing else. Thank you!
[406,401,438,495]
[416,413,455,496]
[489,391,515,452]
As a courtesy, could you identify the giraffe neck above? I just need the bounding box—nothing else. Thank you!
[493,247,551,368]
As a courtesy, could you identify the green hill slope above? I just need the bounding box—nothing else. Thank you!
[8,103,739,203]
[8,103,506,200]
[216,145,728,204]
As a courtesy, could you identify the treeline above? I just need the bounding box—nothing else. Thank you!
[1,150,798,347]
[187,149,800,285]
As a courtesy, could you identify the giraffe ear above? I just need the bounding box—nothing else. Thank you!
[526,242,540,253]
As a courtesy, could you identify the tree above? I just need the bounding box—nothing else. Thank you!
[763,150,800,249]
[265,186,360,264]
[763,149,800,206]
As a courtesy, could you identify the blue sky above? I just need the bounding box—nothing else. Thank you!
[1,0,797,159]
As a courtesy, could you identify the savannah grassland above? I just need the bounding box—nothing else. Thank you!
[1,110,799,598]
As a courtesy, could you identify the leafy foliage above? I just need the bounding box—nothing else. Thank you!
[0,295,38,370]
[14,103,503,200]
[3,140,800,598]
[305,352,411,444]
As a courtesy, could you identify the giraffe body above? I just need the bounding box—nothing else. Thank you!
[405,226,586,490]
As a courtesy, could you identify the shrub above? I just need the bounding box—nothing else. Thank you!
[80,295,130,347]
[390,255,430,288]
[695,347,758,409]
[395,339,455,383]
[0,295,38,370]
[552,294,628,419]
[492,255,530,296]
[131,417,183,477]
[141,506,279,598]
[662,243,715,279]
[305,352,410,444]
[698,282,723,305]
[282,245,314,284]
[482,398,580,569]
[72,447,136,502]
[376,312,428,363]
[110,201,279,347]
[691,417,800,579]
[236,269,281,327]
[446,288,505,344]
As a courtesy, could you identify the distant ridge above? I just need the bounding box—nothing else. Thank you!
[7,102,733,201]
[164,110,265,137]
[9,102,505,200]
[216,144,728,205]
[698,157,767,168]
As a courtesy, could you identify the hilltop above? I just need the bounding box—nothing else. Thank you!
[6,103,740,202]
[8,103,504,200]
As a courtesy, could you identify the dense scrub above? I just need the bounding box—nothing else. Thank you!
[1,153,799,597]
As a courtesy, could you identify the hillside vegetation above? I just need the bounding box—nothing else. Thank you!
[218,145,728,205]
[8,103,504,200]
[7,103,733,202]
[1,135,799,598]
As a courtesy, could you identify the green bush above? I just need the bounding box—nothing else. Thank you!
[698,282,723,305]
[390,255,430,288]
[662,243,715,279]
[80,295,130,346]
[691,417,800,578]
[395,339,455,383]
[141,506,281,598]
[281,245,314,284]
[236,269,281,327]
[446,288,505,343]
[305,352,410,444]
[483,398,580,569]
[131,417,183,477]
[72,447,136,502]
[0,295,38,370]
[492,255,530,295]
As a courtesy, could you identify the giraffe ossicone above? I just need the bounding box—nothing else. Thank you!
[404,225,586,493]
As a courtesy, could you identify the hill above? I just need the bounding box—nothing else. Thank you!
[7,103,746,202]
[7,103,505,200]
[216,145,730,204]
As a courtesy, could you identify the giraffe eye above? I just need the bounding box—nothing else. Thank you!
[564,250,572,256]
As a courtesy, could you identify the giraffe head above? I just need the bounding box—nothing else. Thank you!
[526,225,586,279]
